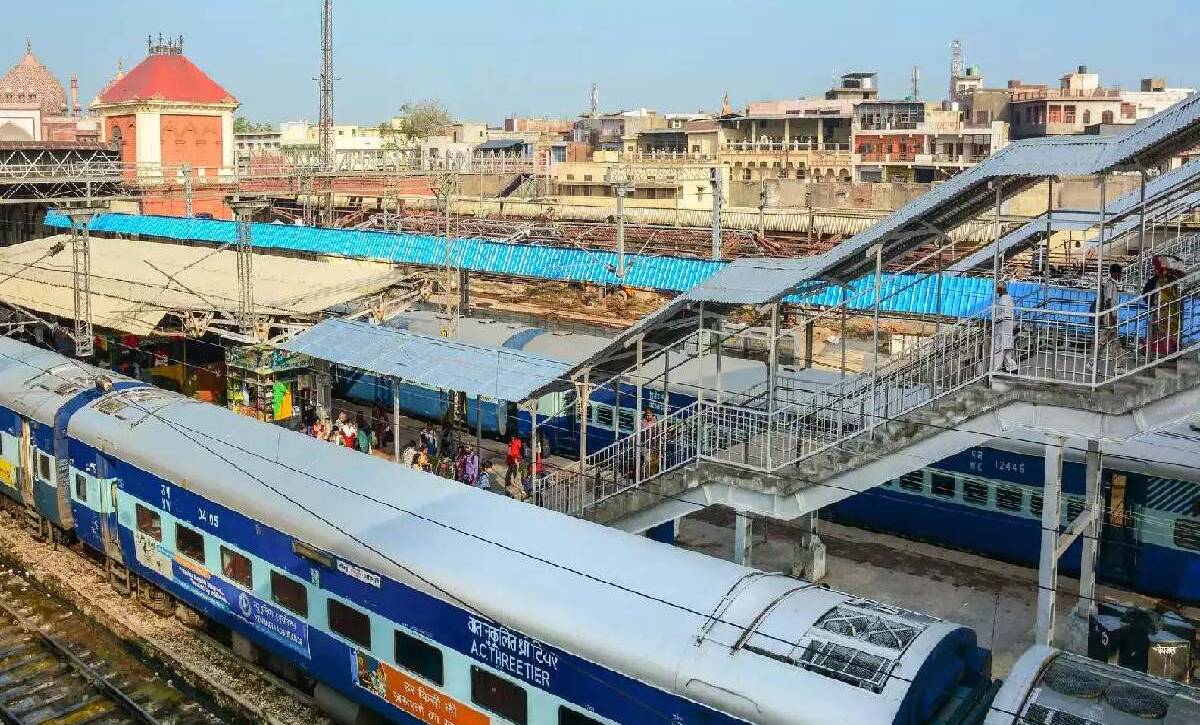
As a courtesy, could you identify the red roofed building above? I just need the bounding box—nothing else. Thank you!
[92,35,237,218]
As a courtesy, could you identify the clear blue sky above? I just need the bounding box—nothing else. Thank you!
[3,0,1194,125]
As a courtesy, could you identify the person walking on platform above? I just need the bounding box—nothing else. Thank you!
[505,435,524,489]
[477,460,495,491]
[991,280,1019,375]
[401,440,418,468]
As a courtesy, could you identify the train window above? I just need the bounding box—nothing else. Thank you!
[1030,493,1043,519]
[394,629,443,685]
[1066,499,1085,523]
[74,474,87,501]
[559,707,603,725]
[37,453,50,482]
[175,524,205,562]
[1173,520,1200,552]
[328,599,372,648]
[898,475,923,493]
[617,409,636,433]
[135,504,162,541]
[930,473,956,498]
[471,666,527,725]
[962,481,988,506]
[996,487,1022,512]
[270,571,309,618]
[595,405,614,428]
[221,546,253,588]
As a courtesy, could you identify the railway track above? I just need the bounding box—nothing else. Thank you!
[0,569,231,725]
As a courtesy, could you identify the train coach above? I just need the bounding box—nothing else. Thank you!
[0,335,996,724]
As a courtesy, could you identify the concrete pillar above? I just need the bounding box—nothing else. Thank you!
[803,319,815,369]
[791,512,826,581]
[1036,437,1065,646]
[1076,440,1103,616]
[459,269,470,316]
[816,118,824,148]
[733,510,753,566]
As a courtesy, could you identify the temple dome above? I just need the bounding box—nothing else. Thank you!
[0,41,67,117]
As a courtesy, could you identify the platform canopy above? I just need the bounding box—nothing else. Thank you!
[279,317,570,402]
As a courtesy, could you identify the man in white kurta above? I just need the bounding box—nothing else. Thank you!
[992,280,1018,374]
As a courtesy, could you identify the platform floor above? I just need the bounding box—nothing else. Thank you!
[676,509,1200,678]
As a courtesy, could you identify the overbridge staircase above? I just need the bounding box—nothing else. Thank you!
[536,266,1200,533]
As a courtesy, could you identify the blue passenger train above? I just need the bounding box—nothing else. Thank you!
[0,335,999,725]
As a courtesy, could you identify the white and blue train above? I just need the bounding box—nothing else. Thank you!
[0,335,1000,725]
[341,313,1200,606]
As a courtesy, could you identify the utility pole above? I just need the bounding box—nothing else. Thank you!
[710,166,722,260]
[758,176,767,238]
[64,205,102,358]
[318,0,335,226]
[228,195,270,339]
[611,175,634,280]
[181,162,193,217]
[435,172,460,338]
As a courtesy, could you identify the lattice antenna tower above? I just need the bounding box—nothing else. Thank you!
[318,0,334,173]
[911,66,920,100]
[590,82,599,116]
[949,39,963,100]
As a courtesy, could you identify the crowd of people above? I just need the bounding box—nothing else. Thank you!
[301,403,545,501]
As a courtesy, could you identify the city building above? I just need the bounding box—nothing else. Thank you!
[853,100,1008,182]
[825,72,879,101]
[1121,78,1195,120]
[503,116,573,135]
[233,128,283,173]
[92,35,238,217]
[1007,66,1127,139]
[573,108,666,152]
[552,156,728,211]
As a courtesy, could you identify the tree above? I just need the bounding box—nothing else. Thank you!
[233,116,273,133]
[394,100,451,140]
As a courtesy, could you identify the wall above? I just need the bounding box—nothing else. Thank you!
[105,114,137,174]
[728,179,932,211]
[1005,175,1143,217]
[160,113,223,177]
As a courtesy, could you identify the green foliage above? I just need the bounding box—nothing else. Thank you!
[394,100,451,140]
[233,116,273,134]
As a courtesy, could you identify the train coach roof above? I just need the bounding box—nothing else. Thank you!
[0,337,137,425]
[57,366,966,722]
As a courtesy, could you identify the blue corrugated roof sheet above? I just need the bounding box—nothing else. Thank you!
[41,210,1104,320]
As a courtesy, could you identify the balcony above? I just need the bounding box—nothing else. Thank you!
[626,150,718,163]
[723,140,851,153]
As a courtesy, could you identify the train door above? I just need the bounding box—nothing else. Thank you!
[1098,473,1138,585]
[96,456,121,562]
[17,420,34,508]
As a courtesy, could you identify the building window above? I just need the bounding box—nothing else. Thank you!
[270,571,309,617]
[136,504,162,541]
[1048,105,1062,124]
[1063,105,1076,124]
[471,667,527,725]
[1102,110,1114,124]
[221,546,253,588]
[328,599,372,648]
[394,630,444,685]
[1083,110,1092,125]
[175,523,205,562]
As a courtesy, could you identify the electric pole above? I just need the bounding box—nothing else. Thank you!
[318,0,335,226]
[63,205,102,358]
[710,167,722,260]
[227,195,270,339]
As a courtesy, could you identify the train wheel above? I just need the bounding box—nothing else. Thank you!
[135,576,174,616]
[106,558,132,596]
